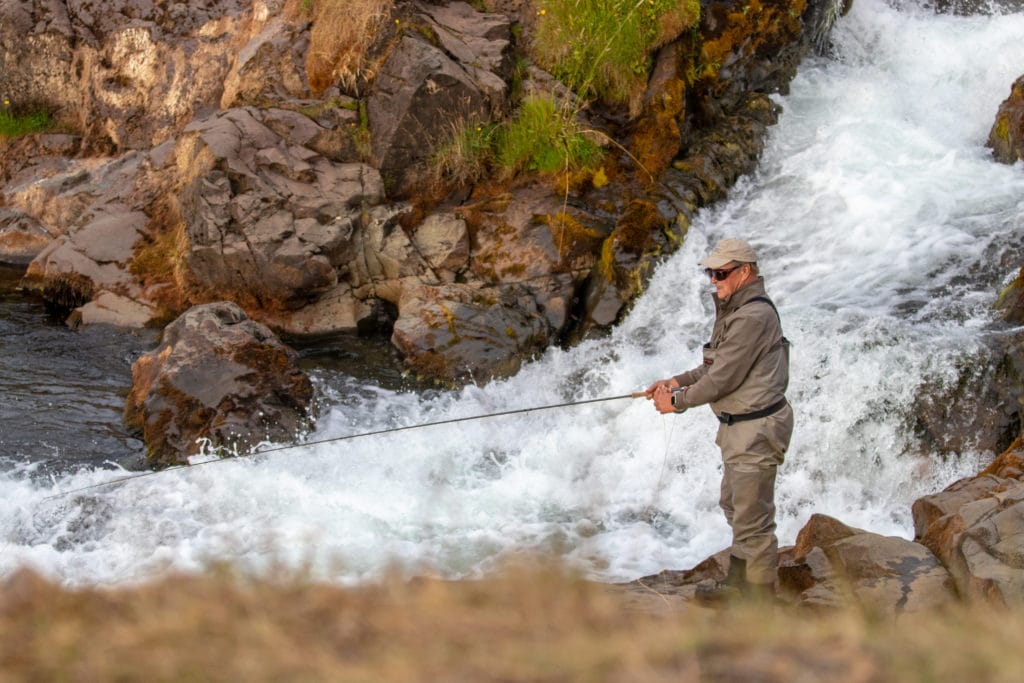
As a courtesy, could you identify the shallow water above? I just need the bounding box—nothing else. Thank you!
[0,267,153,475]
[2,0,1024,587]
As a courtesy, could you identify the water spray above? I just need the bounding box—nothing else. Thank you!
[44,391,649,501]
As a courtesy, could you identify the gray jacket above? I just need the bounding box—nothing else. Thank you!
[673,277,789,417]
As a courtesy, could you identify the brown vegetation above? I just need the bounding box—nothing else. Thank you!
[299,0,395,94]
[3,562,1024,682]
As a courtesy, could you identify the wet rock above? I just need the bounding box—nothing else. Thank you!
[124,302,313,468]
[911,336,1024,457]
[997,265,1024,324]
[932,0,1024,14]
[988,74,1024,165]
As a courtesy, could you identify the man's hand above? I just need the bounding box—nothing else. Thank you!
[653,384,681,414]
[644,377,679,399]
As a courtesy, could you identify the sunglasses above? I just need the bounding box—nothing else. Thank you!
[705,265,743,282]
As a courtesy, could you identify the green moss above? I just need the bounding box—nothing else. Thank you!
[995,117,1010,142]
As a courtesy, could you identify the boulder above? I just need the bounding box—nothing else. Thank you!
[911,333,1024,457]
[0,209,53,266]
[124,302,314,468]
[391,280,550,384]
[916,447,1024,606]
[779,514,957,613]
[988,74,1024,165]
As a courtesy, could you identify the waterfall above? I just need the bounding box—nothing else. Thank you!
[3,0,1024,586]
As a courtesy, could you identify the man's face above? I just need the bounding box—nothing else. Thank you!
[708,261,751,302]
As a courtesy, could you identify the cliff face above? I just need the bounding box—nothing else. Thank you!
[0,0,833,385]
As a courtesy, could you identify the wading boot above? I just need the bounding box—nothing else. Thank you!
[694,555,748,606]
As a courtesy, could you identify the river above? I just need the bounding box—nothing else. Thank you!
[2,0,1024,587]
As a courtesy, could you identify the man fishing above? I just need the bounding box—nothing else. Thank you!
[646,237,793,601]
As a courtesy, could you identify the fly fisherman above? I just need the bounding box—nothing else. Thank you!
[646,238,793,601]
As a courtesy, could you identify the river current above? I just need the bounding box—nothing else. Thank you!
[2,0,1024,587]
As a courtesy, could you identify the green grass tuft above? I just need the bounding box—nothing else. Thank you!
[497,95,602,176]
[0,105,53,138]
[531,0,700,112]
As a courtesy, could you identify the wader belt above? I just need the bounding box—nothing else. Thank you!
[717,398,787,426]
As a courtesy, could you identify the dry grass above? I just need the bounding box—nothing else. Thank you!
[298,0,394,94]
[3,561,1024,682]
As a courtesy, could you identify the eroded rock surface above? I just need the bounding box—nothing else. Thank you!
[124,302,313,467]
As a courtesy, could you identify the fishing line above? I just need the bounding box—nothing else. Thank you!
[42,391,648,502]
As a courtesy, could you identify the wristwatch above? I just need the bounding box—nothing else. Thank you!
[670,390,681,409]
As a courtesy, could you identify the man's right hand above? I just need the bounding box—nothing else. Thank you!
[644,377,679,399]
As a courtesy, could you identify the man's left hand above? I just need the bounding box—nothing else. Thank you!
[653,385,679,414]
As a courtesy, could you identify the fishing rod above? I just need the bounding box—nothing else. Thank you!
[43,391,649,501]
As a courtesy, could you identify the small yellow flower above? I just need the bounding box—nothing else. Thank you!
[537,7,546,15]
[395,18,400,24]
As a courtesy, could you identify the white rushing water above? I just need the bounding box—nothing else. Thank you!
[4,0,1024,587]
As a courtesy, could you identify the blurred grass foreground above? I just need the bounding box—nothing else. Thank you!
[2,563,1024,682]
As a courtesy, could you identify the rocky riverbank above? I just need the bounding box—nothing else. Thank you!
[0,0,835,388]
[3,0,1024,616]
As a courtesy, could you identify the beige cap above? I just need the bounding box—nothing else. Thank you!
[699,238,758,269]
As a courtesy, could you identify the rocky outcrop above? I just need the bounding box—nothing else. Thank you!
[1,0,842,388]
[988,74,1024,165]
[631,514,957,614]
[631,436,1024,614]
[778,514,956,613]
[124,302,314,467]
[368,2,512,196]
[914,446,1024,606]
[173,106,392,313]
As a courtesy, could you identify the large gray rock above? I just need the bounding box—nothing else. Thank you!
[175,107,394,311]
[15,152,167,322]
[367,1,511,196]
[124,302,314,467]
